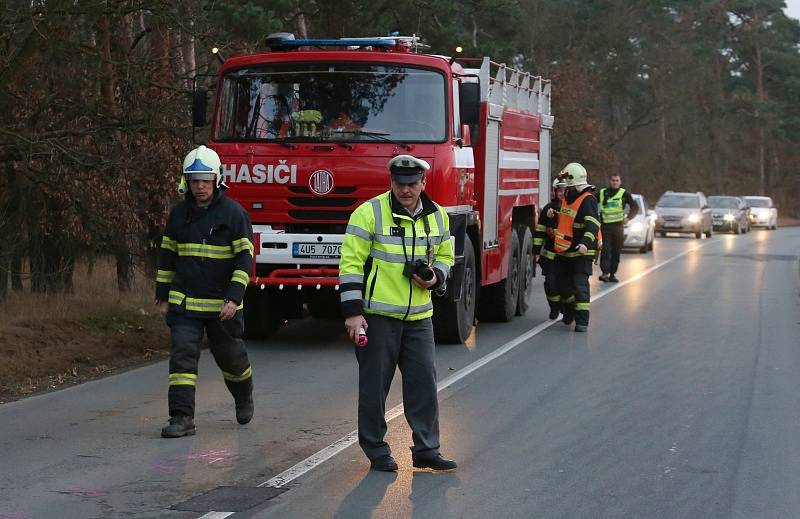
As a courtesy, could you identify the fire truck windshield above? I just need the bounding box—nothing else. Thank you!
[215,63,446,143]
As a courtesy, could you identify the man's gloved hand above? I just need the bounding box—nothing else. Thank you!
[576,244,588,255]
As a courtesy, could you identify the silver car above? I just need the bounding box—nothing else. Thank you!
[654,191,713,239]
[743,196,778,230]
[709,196,750,234]
[623,194,655,253]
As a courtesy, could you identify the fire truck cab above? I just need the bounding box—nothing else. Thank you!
[193,35,553,343]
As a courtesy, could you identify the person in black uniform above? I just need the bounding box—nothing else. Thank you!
[553,163,601,333]
[598,174,638,282]
[533,178,567,319]
[156,145,255,438]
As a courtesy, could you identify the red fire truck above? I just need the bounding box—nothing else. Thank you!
[192,35,553,343]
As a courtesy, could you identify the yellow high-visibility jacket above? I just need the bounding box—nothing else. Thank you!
[339,191,454,321]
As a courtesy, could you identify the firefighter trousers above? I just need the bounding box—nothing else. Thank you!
[600,222,624,275]
[555,256,593,327]
[355,314,440,461]
[166,311,253,418]
[540,258,561,314]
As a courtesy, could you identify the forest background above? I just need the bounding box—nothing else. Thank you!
[1,0,799,299]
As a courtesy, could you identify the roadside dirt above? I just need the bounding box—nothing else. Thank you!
[0,309,169,403]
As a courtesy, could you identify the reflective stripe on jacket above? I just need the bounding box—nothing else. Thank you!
[339,191,454,321]
[599,187,626,223]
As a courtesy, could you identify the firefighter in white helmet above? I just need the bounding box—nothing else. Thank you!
[552,162,602,332]
[339,154,457,471]
[155,145,256,438]
[533,178,567,319]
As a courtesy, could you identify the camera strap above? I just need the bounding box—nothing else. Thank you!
[421,215,434,265]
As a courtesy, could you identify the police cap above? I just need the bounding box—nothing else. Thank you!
[387,154,430,184]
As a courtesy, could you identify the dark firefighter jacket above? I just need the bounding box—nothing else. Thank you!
[156,187,254,318]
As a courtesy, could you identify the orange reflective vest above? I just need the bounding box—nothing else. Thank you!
[553,192,601,255]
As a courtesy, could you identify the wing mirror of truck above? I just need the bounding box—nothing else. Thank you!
[192,88,208,127]
[459,82,481,126]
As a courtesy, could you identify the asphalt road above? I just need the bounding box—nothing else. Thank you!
[1,227,798,519]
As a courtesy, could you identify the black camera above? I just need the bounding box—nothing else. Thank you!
[403,259,435,282]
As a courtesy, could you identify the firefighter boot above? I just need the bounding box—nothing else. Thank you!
[227,378,254,425]
[548,303,561,320]
[161,415,196,438]
[562,308,575,326]
[236,399,254,425]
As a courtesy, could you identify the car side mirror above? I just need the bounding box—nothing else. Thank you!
[192,89,208,127]
[459,82,481,126]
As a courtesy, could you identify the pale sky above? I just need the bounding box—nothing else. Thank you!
[785,0,800,20]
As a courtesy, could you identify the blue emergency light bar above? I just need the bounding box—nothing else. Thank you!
[265,38,397,48]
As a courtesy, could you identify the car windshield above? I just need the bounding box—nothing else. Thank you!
[657,194,700,208]
[215,63,446,143]
[708,197,739,209]
[744,197,770,208]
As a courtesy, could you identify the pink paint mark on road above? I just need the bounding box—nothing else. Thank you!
[150,449,234,473]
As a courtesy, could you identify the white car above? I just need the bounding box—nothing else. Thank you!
[623,193,655,253]
[743,196,778,230]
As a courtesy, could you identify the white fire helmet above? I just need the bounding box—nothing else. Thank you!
[558,162,588,188]
[178,145,224,194]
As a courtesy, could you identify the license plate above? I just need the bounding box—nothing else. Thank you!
[663,222,681,228]
[292,242,341,259]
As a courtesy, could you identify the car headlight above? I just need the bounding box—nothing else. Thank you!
[687,213,700,223]
[630,222,644,232]
[723,214,735,221]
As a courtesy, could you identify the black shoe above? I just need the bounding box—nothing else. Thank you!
[598,274,610,282]
[574,324,588,333]
[161,415,196,438]
[562,313,575,326]
[370,455,398,472]
[413,454,458,471]
[548,308,560,320]
[235,399,254,425]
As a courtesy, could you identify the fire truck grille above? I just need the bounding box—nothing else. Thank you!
[288,197,357,207]
[288,186,357,194]
[289,210,352,221]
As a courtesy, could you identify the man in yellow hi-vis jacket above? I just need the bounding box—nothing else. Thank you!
[339,154,456,472]
[156,145,255,438]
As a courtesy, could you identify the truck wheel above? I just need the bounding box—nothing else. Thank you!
[242,287,281,340]
[478,230,520,322]
[433,236,476,344]
[516,226,534,316]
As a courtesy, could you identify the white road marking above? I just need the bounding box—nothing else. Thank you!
[255,239,715,490]
[198,512,235,519]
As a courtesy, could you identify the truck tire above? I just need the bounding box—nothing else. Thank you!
[433,235,477,344]
[516,226,534,316]
[478,230,520,323]
[242,287,281,340]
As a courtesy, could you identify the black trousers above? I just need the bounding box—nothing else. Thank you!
[600,222,624,275]
[355,314,440,461]
[555,256,592,326]
[540,258,561,313]
[166,311,252,418]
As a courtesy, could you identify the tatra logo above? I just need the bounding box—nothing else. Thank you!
[222,161,298,184]
[309,169,334,196]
